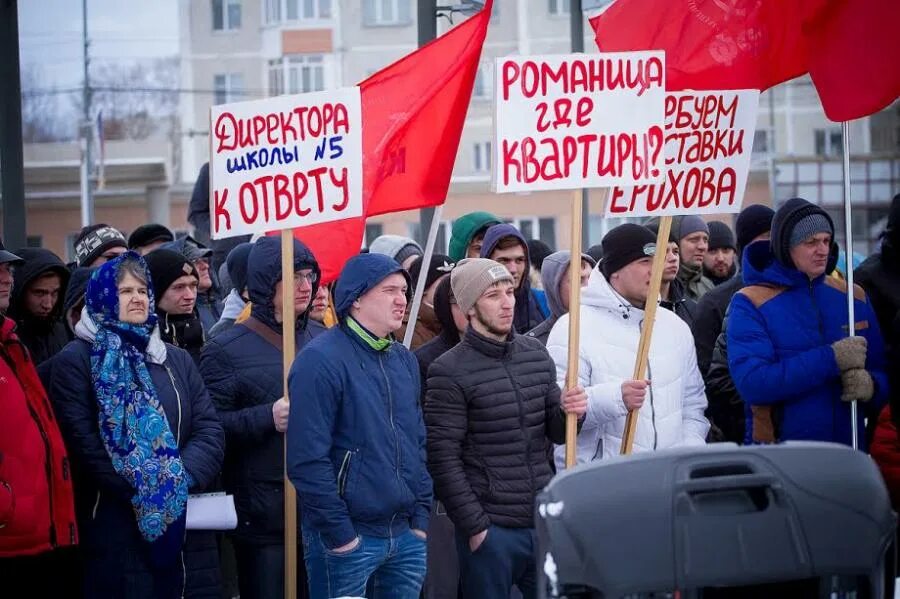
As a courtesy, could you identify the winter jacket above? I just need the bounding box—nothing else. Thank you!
[7,248,71,365]
[856,237,900,351]
[660,276,698,329]
[448,211,501,262]
[526,251,571,346]
[0,316,77,558]
[207,289,245,340]
[424,328,570,537]
[395,301,442,350]
[705,324,745,443]
[158,310,205,365]
[727,241,888,447]
[870,406,900,515]
[287,254,431,550]
[480,224,545,334]
[414,276,460,403]
[48,328,224,598]
[692,275,744,375]
[199,236,323,545]
[677,260,715,301]
[546,269,709,465]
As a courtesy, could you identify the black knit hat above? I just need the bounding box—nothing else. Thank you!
[708,221,736,251]
[770,198,835,268]
[735,204,775,252]
[585,244,604,264]
[145,249,199,298]
[643,217,677,243]
[527,239,553,272]
[74,224,127,267]
[600,224,657,279]
[225,242,253,293]
[128,224,174,250]
[408,253,454,292]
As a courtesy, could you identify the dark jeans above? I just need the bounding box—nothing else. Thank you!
[303,528,427,598]
[232,539,309,599]
[424,501,460,599]
[455,525,536,599]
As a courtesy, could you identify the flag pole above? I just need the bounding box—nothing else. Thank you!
[620,216,672,455]
[840,121,858,451]
[281,230,298,599]
[403,204,444,348]
[564,188,590,467]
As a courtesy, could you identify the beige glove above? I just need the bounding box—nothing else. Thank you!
[841,368,874,403]
[832,336,867,372]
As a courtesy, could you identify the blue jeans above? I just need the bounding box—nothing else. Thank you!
[303,528,426,599]
[455,525,536,599]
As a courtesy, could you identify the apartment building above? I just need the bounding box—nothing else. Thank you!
[178,0,899,253]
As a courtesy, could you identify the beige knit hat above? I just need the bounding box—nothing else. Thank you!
[450,258,514,313]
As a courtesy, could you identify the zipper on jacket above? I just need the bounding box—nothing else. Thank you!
[501,362,535,500]
[647,361,658,450]
[337,450,353,497]
[378,355,403,485]
[91,491,101,520]
[25,400,57,547]
[164,365,184,446]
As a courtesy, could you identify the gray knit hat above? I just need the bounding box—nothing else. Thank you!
[789,214,833,248]
[675,215,709,241]
[450,258,513,313]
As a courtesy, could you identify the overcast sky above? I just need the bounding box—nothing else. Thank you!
[18,0,178,89]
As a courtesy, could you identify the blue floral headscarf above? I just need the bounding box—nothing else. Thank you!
[85,252,189,548]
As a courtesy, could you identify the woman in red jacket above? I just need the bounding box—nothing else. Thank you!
[0,242,78,592]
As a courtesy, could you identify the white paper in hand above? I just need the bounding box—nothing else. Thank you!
[186,492,238,531]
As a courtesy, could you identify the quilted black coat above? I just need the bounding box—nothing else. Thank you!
[424,328,569,537]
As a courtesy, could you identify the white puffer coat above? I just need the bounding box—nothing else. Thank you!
[547,269,709,467]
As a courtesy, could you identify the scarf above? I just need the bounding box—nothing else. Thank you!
[84,252,189,547]
[347,316,391,351]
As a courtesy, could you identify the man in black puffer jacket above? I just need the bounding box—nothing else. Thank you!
[200,236,325,599]
[424,258,586,599]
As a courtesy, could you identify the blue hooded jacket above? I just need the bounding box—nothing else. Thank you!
[727,205,888,448]
[286,253,432,550]
[479,224,545,334]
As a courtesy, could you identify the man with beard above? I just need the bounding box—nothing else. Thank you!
[6,248,71,364]
[145,249,205,363]
[703,221,738,285]
[425,258,587,599]
[200,236,324,599]
[674,215,714,300]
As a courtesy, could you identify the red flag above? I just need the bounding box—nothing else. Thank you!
[291,0,493,282]
[589,0,900,121]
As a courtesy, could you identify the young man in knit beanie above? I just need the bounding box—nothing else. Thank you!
[546,224,708,465]
[424,258,587,599]
[674,215,715,300]
[703,221,737,285]
[727,197,888,447]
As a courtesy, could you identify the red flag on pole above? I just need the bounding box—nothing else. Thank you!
[292,0,493,282]
[589,0,900,121]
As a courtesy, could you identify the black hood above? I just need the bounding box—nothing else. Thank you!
[432,275,460,345]
[770,197,837,269]
[8,248,70,323]
[247,236,320,332]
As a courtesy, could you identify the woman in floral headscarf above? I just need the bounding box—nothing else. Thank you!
[48,252,224,598]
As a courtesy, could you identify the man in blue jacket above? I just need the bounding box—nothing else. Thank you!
[200,236,325,599]
[287,253,431,599]
[727,197,888,448]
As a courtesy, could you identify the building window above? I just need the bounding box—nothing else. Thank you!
[213,0,242,31]
[287,0,332,20]
[538,218,557,249]
[214,73,245,105]
[268,60,284,96]
[268,56,326,95]
[753,130,769,155]
[549,0,570,16]
[504,217,557,249]
[363,0,412,26]
[473,63,493,101]
[407,221,451,253]
[815,128,843,157]
[26,235,42,248]
[473,141,492,173]
[364,223,383,245]
[265,0,281,24]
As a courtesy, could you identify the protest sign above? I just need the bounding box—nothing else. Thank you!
[493,52,666,193]
[209,87,363,240]
[606,89,760,218]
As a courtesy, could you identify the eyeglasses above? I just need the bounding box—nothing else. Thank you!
[295,271,319,285]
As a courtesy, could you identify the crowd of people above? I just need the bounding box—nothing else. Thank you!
[1,191,899,599]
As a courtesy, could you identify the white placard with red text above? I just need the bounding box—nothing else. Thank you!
[606,90,760,217]
[209,87,363,239]
[492,52,666,193]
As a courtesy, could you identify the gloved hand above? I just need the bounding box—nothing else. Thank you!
[841,368,874,403]
[831,336,867,372]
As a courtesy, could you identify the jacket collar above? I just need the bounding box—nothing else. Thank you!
[464,326,514,359]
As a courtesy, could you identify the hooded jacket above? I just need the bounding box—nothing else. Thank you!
[414,276,460,402]
[546,269,709,465]
[856,194,900,349]
[526,251,579,345]
[7,248,71,365]
[727,233,888,448]
[0,315,77,558]
[479,224,544,334]
[199,236,324,545]
[448,211,501,262]
[286,254,431,550]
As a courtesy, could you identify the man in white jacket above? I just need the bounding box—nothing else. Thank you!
[547,224,709,466]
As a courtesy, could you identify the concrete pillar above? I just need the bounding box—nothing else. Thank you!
[146,184,171,227]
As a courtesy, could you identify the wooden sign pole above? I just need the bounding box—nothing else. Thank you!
[564,189,588,468]
[619,215,672,455]
[281,230,298,599]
